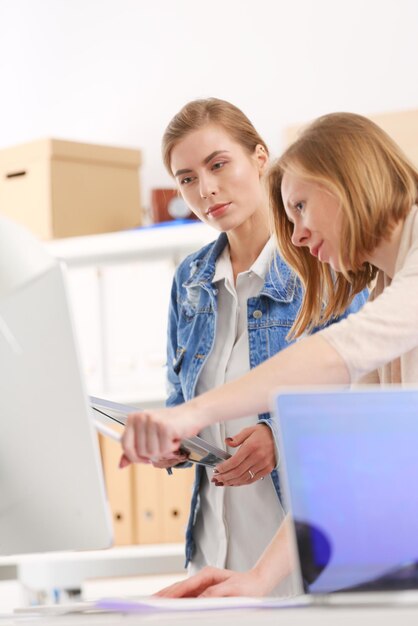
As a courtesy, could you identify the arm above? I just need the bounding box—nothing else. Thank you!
[120,333,349,462]
[189,333,348,431]
[156,516,296,598]
[122,221,418,463]
[191,246,418,428]
[208,290,367,486]
[215,286,370,485]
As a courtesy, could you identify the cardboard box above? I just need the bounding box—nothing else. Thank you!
[0,138,142,239]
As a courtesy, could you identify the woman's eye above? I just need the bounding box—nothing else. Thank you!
[295,201,305,212]
[212,161,226,171]
[180,176,194,185]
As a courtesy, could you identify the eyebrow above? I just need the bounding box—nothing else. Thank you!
[173,150,230,178]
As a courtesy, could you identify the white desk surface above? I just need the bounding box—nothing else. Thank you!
[0,545,185,591]
[2,605,418,626]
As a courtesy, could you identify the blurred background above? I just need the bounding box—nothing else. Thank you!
[1,0,418,214]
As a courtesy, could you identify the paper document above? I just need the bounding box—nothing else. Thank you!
[15,595,310,617]
[94,595,309,613]
[90,396,231,467]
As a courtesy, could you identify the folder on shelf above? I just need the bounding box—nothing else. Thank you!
[90,396,231,468]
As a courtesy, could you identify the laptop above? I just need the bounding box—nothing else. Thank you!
[274,386,418,606]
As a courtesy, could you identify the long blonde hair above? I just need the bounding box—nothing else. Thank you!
[270,112,418,338]
[162,98,269,175]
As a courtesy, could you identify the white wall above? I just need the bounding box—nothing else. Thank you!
[1,0,418,213]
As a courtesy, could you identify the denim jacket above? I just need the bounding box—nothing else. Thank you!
[166,233,368,567]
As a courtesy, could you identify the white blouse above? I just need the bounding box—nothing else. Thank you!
[189,237,296,597]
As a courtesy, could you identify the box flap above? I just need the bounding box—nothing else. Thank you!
[0,138,141,167]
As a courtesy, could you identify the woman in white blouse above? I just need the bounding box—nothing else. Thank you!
[121,111,418,596]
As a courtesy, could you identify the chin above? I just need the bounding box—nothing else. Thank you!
[330,259,345,273]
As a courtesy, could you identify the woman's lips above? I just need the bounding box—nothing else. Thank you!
[310,242,323,258]
[207,202,231,218]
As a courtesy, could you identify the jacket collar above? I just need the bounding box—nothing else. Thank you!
[183,233,229,288]
[184,232,299,303]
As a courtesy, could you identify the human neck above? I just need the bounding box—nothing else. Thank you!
[368,220,405,278]
[227,209,271,279]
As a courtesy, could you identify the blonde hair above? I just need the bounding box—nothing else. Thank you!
[269,112,418,338]
[162,98,269,175]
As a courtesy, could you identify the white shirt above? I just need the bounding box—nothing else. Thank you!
[189,237,296,596]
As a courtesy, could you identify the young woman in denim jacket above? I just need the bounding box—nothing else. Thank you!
[126,100,366,595]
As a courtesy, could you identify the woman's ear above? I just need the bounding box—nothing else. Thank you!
[254,144,269,174]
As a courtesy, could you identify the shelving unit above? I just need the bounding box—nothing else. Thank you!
[46,221,215,408]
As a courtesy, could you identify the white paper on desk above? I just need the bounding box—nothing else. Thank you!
[95,596,308,613]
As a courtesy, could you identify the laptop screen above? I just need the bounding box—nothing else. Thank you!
[275,388,418,593]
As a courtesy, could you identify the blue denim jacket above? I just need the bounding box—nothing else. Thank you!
[166,233,368,567]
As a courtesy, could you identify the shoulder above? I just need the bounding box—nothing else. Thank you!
[178,239,217,268]
[173,234,225,283]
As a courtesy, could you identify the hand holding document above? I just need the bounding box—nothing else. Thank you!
[90,396,231,467]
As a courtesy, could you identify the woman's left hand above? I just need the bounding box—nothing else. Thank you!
[211,423,276,486]
[155,565,271,598]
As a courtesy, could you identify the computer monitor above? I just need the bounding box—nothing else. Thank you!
[0,214,113,555]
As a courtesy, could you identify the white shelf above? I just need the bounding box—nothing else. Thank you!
[44,221,215,405]
[46,221,215,267]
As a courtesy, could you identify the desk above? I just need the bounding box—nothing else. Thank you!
[0,545,184,607]
[2,604,418,626]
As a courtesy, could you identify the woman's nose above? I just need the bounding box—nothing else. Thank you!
[199,174,217,199]
[291,222,310,247]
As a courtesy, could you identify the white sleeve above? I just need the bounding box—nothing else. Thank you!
[320,244,418,383]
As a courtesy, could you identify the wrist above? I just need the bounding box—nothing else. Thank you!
[250,562,275,596]
[186,394,216,429]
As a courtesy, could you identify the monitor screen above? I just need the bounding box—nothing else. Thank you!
[0,215,112,555]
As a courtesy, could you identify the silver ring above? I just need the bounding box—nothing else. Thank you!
[248,469,255,479]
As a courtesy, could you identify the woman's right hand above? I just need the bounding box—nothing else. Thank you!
[151,451,189,469]
[119,404,201,467]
